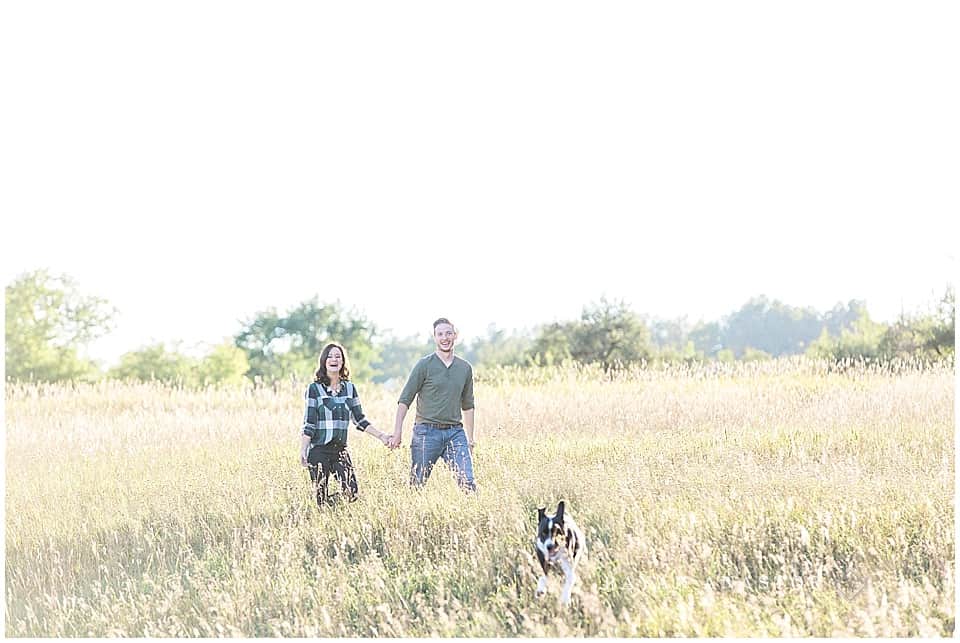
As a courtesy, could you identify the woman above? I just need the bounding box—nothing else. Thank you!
[300,342,389,506]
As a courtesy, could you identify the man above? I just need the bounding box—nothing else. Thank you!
[388,317,476,491]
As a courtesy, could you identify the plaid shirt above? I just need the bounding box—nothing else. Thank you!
[302,380,371,446]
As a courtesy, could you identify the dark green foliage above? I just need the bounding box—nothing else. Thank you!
[822,300,869,336]
[371,333,435,384]
[528,321,575,366]
[234,298,379,383]
[528,298,652,368]
[879,288,955,361]
[809,287,955,363]
[689,321,723,356]
[457,325,533,369]
[108,342,197,384]
[108,342,250,386]
[526,290,954,367]
[722,296,823,358]
[5,269,115,382]
[7,267,953,385]
[807,310,886,362]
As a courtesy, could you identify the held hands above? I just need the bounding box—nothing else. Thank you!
[300,448,310,468]
[373,429,400,449]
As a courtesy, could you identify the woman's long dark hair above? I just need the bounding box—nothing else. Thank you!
[315,342,351,385]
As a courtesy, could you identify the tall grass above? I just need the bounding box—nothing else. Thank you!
[5,358,954,636]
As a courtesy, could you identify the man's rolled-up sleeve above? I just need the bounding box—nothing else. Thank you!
[461,365,475,411]
[398,360,425,407]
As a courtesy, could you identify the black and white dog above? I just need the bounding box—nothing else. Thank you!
[535,501,585,605]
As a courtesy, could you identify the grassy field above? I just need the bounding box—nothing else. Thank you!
[4,358,955,637]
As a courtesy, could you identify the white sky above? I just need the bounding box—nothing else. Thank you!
[2,1,957,366]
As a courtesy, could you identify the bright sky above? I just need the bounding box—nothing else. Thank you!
[2,1,957,366]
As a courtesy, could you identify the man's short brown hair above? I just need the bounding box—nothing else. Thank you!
[433,317,455,331]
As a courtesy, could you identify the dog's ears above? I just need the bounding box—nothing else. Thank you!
[556,500,565,521]
[537,507,546,521]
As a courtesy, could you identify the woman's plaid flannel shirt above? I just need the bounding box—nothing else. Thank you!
[302,380,371,447]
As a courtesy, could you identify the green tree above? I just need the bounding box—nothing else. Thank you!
[653,340,700,363]
[196,342,250,386]
[878,288,954,361]
[528,298,651,367]
[572,298,651,367]
[822,300,869,336]
[371,333,434,384]
[716,348,736,363]
[649,316,702,362]
[649,316,692,351]
[742,347,773,361]
[528,322,575,366]
[459,325,532,368]
[5,269,115,381]
[108,343,198,385]
[689,320,723,357]
[928,285,955,357]
[235,298,379,383]
[723,296,822,357]
[806,309,886,361]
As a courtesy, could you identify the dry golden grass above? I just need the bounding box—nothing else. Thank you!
[4,358,955,636]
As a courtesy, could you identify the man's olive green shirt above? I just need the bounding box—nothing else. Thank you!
[398,353,475,425]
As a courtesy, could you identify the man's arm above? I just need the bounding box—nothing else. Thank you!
[461,364,475,448]
[463,407,475,448]
[389,402,410,449]
[391,359,424,449]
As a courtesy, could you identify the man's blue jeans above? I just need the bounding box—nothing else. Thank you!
[410,423,476,491]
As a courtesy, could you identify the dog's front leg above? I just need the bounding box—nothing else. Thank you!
[536,575,548,598]
[535,549,548,598]
[559,558,576,606]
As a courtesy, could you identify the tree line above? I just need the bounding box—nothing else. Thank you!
[5,269,955,385]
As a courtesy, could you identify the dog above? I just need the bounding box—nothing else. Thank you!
[534,500,585,605]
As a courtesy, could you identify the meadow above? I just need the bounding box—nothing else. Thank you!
[4,358,955,637]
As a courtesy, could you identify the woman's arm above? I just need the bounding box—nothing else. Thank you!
[349,384,390,446]
[364,424,390,445]
[300,434,312,467]
[301,383,319,465]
